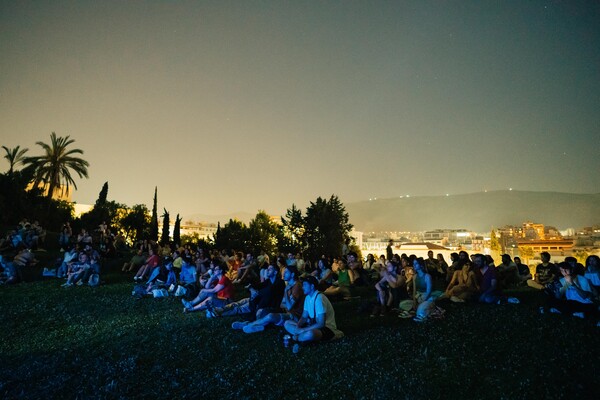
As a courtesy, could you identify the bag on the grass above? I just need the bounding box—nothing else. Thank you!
[152,288,169,298]
[132,284,147,298]
[174,285,187,297]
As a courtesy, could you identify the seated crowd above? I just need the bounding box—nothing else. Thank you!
[120,241,600,351]
[0,219,121,286]
[3,221,600,350]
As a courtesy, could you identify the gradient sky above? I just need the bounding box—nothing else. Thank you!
[1,1,599,218]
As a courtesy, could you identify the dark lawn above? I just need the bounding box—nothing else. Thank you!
[1,255,599,399]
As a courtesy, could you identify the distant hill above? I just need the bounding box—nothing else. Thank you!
[181,211,254,225]
[345,191,600,232]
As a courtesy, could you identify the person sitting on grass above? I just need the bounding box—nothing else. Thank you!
[284,275,343,347]
[406,257,438,322]
[233,253,258,284]
[321,258,353,299]
[584,255,600,295]
[209,262,285,318]
[77,228,93,245]
[527,252,558,290]
[79,253,101,286]
[122,248,147,272]
[446,252,459,282]
[496,254,520,289]
[347,252,368,286]
[425,250,441,279]
[372,260,406,317]
[61,253,91,287]
[182,262,234,313]
[312,258,334,291]
[58,224,72,250]
[474,254,499,304]
[514,257,532,283]
[233,265,305,333]
[564,256,585,277]
[9,247,38,283]
[133,247,159,282]
[443,260,478,303]
[540,262,597,321]
[0,255,20,284]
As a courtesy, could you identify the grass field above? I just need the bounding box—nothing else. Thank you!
[1,252,599,399]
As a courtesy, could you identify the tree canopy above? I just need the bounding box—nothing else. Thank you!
[24,132,89,199]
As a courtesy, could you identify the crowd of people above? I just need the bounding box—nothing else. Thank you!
[0,219,120,286]
[121,240,600,352]
[2,221,600,351]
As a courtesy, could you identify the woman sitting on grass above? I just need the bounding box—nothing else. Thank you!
[312,258,333,291]
[403,258,438,322]
[444,261,478,302]
[372,260,406,316]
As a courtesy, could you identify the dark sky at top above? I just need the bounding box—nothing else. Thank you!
[1,1,598,217]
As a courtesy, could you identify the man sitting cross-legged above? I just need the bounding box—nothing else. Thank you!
[235,265,305,333]
[283,275,343,347]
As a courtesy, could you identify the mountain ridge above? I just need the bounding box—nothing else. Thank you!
[345,190,600,232]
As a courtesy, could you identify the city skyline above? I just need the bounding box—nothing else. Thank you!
[2,1,599,217]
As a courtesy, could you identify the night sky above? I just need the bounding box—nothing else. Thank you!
[1,1,598,217]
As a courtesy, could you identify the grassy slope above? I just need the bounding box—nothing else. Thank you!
[1,254,599,400]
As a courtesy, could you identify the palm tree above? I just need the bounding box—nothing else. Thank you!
[1,145,29,174]
[24,132,90,199]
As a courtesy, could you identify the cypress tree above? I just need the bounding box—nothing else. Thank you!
[149,187,159,241]
[173,214,181,246]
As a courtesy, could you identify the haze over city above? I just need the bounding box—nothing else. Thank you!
[2,1,599,218]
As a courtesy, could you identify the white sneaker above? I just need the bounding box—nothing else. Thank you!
[549,308,561,314]
[572,312,585,319]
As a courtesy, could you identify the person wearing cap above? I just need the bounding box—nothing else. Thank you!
[283,275,343,343]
